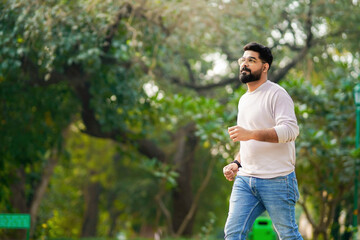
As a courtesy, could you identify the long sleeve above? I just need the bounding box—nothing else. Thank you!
[272,89,299,143]
[237,80,298,178]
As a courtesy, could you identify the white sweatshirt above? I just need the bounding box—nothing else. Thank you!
[237,80,299,178]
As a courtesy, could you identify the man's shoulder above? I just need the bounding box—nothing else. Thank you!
[267,81,289,95]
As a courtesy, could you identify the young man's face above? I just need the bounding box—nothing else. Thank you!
[238,50,265,84]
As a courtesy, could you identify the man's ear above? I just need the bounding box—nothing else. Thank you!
[263,63,269,72]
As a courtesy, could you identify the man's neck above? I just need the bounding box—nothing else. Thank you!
[246,77,267,92]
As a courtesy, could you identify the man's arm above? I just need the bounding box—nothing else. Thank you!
[272,89,299,143]
[228,126,279,143]
[228,88,299,144]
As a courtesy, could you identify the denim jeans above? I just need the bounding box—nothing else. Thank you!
[224,171,303,240]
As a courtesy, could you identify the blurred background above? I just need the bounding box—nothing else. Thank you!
[1,0,360,239]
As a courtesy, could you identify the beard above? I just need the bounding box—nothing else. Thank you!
[239,67,262,84]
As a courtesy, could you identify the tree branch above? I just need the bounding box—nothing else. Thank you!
[155,177,174,235]
[175,156,216,237]
[270,46,308,83]
[73,80,166,163]
[298,197,317,228]
[271,1,313,83]
[184,60,196,84]
[169,76,238,91]
[22,57,65,87]
[29,151,59,237]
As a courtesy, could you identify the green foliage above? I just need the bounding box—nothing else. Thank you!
[0,79,77,207]
[2,0,360,239]
[283,63,358,234]
[141,158,179,190]
[286,63,357,183]
[38,131,149,238]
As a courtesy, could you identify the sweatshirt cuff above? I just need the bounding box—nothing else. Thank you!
[274,125,298,143]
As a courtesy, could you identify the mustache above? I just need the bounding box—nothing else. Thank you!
[241,67,251,73]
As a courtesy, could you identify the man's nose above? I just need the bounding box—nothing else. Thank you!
[241,60,249,67]
[241,62,249,69]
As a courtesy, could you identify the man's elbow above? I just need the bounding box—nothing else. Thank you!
[287,125,299,142]
[276,125,299,143]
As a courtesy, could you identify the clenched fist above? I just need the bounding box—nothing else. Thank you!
[228,125,252,142]
[223,163,239,181]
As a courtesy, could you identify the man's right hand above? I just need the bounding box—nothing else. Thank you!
[223,163,239,181]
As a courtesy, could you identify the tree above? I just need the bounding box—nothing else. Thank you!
[2,0,360,238]
[284,64,358,240]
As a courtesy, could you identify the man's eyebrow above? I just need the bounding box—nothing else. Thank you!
[241,56,257,60]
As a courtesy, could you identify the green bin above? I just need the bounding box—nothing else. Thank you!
[248,216,277,240]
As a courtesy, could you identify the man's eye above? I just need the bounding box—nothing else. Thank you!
[249,59,256,63]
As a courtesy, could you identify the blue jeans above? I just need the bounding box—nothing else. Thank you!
[224,171,303,240]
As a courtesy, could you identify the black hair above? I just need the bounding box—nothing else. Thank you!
[243,42,273,69]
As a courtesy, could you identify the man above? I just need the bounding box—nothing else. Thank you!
[223,42,303,240]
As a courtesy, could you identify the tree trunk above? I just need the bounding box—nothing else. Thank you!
[341,206,353,240]
[106,189,122,238]
[81,179,102,237]
[172,123,197,236]
[9,166,27,212]
[29,154,59,237]
[107,209,121,238]
[6,166,27,240]
[330,204,341,239]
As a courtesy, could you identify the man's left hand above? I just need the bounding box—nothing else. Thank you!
[228,125,252,142]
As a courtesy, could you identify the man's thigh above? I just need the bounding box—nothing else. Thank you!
[224,176,265,240]
[257,172,302,240]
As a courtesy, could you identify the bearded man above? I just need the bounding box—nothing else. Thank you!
[223,42,303,240]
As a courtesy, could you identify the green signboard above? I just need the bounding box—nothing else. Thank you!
[0,214,30,240]
[0,214,30,229]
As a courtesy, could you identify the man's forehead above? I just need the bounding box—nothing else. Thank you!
[242,50,260,58]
